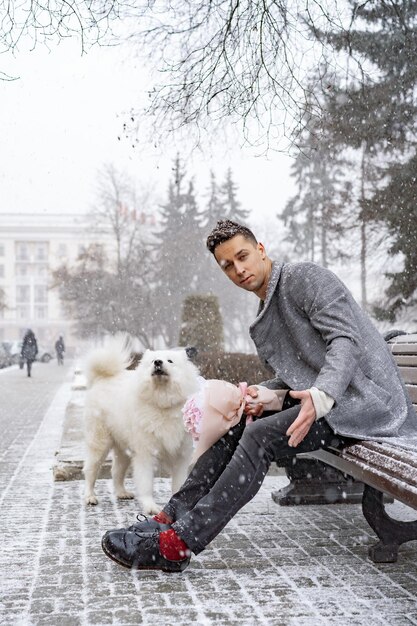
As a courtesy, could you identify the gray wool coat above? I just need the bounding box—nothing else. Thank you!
[249,261,417,450]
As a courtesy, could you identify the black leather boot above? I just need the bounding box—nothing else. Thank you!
[101,529,190,573]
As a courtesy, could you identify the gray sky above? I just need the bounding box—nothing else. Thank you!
[0,38,296,226]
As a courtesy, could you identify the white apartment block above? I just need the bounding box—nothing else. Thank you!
[0,212,112,355]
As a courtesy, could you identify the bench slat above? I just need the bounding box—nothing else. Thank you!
[405,385,417,403]
[389,333,417,344]
[394,355,417,367]
[342,444,417,486]
[397,367,417,384]
[357,441,417,468]
[391,343,417,355]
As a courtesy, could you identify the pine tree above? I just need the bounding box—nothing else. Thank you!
[153,155,204,346]
[317,0,417,317]
[202,171,224,226]
[280,114,352,269]
[365,152,417,321]
[219,167,250,223]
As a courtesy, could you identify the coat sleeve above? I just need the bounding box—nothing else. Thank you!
[290,264,362,404]
[258,375,289,390]
[255,355,289,390]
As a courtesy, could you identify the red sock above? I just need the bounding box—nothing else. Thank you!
[159,528,190,561]
[153,512,173,525]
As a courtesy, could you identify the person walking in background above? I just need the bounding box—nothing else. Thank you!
[55,335,65,365]
[20,329,38,378]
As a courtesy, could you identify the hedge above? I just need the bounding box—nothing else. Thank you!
[194,351,273,385]
[128,350,273,386]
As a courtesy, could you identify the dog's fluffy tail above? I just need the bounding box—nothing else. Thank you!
[85,334,136,386]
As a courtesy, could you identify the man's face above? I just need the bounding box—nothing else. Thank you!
[214,234,269,298]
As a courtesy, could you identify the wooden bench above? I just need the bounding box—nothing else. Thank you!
[306,332,417,563]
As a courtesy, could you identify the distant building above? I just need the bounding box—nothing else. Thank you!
[0,213,96,353]
[0,211,156,354]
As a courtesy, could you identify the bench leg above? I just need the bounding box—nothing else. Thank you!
[272,457,364,505]
[362,485,417,563]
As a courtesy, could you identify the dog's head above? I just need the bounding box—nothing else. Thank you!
[136,348,200,407]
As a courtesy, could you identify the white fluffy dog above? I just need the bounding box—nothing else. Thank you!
[83,337,200,514]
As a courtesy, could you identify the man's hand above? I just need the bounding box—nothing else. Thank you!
[244,386,264,417]
[286,390,316,447]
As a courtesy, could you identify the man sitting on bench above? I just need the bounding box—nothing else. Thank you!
[101,219,417,572]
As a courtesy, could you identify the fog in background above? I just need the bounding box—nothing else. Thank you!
[0,39,296,229]
[1,0,416,350]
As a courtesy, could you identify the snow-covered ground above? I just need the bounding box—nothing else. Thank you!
[1,364,417,625]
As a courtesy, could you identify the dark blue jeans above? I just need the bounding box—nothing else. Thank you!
[163,406,350,554]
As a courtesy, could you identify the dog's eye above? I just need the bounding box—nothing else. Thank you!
[168,359,173,363]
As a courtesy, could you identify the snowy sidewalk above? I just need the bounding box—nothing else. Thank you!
[1,365,417,625]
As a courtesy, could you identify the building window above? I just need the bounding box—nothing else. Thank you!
[16,242,29,261]
[0,265,4,278]
[16,264,29,277]
[35,243,48,261]
[16,285,30,303]
[17,305,30,319]
[34,285,48,303]
[34,306,48,319]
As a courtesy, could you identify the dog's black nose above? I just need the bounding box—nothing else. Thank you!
[154,360,163,368]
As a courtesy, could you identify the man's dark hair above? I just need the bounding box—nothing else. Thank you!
[206,220,257,255]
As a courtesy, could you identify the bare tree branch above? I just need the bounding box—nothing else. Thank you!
[125,0,350,151]
[0,0,141,63]
[0,1,370,152]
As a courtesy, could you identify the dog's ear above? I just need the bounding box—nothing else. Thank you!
[185,346,198,360]
[126,352,142,370]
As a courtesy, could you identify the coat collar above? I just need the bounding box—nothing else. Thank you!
[249,261,283,335]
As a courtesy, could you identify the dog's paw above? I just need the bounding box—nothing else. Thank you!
[116,490,135,500]
[85,495,99,505]
[141,499,160,515]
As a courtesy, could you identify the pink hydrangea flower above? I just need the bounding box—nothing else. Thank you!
[182,395,203,441]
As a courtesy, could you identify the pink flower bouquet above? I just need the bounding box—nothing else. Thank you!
[182,377,278,463]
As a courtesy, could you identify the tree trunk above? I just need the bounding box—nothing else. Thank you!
[360,142,368,310]
[321,207,328,268]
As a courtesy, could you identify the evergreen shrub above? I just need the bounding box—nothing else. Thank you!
[179,294,224,352]
[127,349,273,386]
[194,351,274,385]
